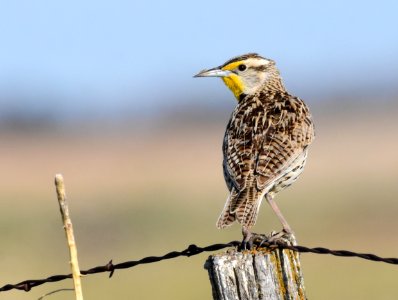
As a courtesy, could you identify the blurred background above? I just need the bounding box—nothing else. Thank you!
[1,0,398,299]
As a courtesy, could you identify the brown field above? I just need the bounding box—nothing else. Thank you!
[1,107,398,299]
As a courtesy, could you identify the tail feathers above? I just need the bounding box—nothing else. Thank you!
[216,190,237,229]
[237,199,261,228]
[217,186,262,229]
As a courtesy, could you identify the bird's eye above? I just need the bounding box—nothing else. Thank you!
[238,64,247,71]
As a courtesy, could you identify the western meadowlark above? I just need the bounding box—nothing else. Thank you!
[194,53,315,243]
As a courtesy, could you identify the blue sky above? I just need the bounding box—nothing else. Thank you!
[0,0,397,117]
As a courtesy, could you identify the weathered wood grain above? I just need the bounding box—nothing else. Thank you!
[205,247,306,300]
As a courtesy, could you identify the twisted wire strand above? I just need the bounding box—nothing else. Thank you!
[1,241,397,293]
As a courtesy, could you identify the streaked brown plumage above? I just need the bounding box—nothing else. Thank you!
[195,53,315,232]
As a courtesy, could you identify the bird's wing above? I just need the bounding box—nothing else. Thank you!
[223,93,314,213]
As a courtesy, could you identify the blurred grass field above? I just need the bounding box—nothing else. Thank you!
[1,105,398,300]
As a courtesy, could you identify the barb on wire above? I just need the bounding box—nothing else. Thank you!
[1,240,397,293]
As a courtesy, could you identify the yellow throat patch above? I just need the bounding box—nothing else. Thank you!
[221,75,244,101]
[220,61,245,100]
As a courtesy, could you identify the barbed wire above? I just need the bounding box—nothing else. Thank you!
[1,240,397,293]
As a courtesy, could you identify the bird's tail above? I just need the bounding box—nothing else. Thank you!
[216,189,237,229]
[216,186,262,229]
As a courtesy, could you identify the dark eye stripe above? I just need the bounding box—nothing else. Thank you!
[252,65,268,72]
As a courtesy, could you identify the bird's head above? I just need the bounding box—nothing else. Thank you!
[194,53,283,101]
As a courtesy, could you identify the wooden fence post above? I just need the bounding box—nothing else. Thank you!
[204,237,306,300]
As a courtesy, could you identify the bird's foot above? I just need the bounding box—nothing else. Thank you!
[240,227,267,250]
[240,227,297,251]
[256,229,297,248]
[240,232,267,250]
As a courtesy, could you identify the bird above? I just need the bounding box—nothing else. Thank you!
[194,53,315,243]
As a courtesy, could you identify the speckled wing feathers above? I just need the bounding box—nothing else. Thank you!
[217,90,314,229]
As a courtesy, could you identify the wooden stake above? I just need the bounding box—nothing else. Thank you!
[55,174,84,300]
[205,241,306,300]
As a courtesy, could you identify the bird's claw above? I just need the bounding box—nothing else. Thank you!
[240,229,296,251]
[240,232,267,250]
[258,229,297,247]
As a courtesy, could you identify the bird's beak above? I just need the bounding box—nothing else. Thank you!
[194,67,232,78]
